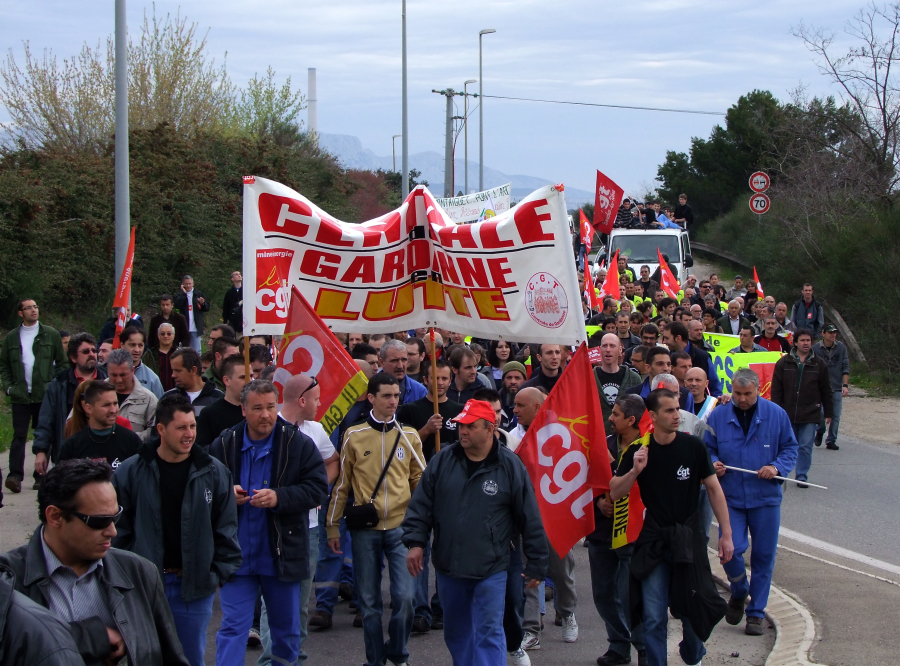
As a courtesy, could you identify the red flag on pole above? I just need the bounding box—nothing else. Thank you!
[611,409,653,548]
[111,227,136,349]
[273,287,369,435]
[579,209,593,251]
[656,248,680,299]
[598,250,621,301]
[516,343,612,557]
[584,275,600,312]
[593,170,626,235]
[753,266,765,299]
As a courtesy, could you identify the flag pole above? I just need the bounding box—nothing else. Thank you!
[430,328,441,452]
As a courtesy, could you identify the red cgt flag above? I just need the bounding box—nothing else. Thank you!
[111,227,136,349]
[753,266,765,299]
[579,209,593,251]
[593,170,626,235]
[599,249,621,301]
[273,287,369,435]
[656,248,680,299]
[517,344,612,557]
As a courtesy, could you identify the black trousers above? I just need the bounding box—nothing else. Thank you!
[8,402,42,479]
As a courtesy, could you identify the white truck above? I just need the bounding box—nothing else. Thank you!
[591,227,694,282]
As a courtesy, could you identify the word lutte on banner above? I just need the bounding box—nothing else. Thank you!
[111,227,136,349]
[516,344,612,557]
[434,183,511,223]
[593,170,625,235]
[272,287,369,435]
[242,177,585,346]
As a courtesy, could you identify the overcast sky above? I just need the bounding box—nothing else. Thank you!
[2,0,863,196]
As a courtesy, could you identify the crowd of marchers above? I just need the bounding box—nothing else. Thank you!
[0,258,851,666]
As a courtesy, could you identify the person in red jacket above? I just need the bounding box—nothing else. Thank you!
[754,317,791,353]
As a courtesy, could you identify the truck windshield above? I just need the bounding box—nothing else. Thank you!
[611,235,681,264]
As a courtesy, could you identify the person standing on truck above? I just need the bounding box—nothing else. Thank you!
[673,193,694,229]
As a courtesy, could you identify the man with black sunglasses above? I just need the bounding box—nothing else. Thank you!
[0,459,189,665]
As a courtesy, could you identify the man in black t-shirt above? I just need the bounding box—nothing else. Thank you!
[397,359,463,462]
[196,354,246,450]
[396,358,462,634]
[611,389,733,666]
[113,393,240,666]
[594,334,642,426]
[58,380,140,471]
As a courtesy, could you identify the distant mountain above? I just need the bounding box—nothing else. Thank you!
[318,133,593,208]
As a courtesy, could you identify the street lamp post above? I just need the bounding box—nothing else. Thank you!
[392,134,401,172]
[463,79,476,195]
[478,28,496,192]
[401,0,409,199]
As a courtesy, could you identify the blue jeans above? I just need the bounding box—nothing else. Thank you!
[587,542,644,658]
[352,528,415,666]
[503,541,525,651]
[414,540,442,623]
[817,390,843,445]
[163,574,215,666]
[259,526,319,664]
[189,332,202,352]
[792,422,818,482]
[722,505,781,618]
[216,575,301,666]
[641,554,705,666]
[438,570,507,666]
[315,510,355,615]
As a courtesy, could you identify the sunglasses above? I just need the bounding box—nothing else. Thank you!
[299,377,318,399]
[66,506,123,530]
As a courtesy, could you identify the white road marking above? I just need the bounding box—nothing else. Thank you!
[779,527,900,577]
[777,544,900,588]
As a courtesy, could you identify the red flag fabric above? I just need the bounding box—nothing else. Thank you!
[749,362,776,400]
[753,266,765,299]
[598,250,621,301]
[593,170,626,235]
[584,273,600,313]
[273,287,369,435]
[516,344,612,557]
[656,248,680,299]
[579,209,593,251]
[111,227,136,349]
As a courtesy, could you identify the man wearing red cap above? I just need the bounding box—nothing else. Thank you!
[402,399,548,666]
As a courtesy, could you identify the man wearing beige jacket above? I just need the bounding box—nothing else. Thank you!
[105,349,158,441]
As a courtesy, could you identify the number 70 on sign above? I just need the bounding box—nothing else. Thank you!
[749,193,770,215]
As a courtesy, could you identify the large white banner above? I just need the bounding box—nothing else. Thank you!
[435,183,511,223]
[242,177,584,345]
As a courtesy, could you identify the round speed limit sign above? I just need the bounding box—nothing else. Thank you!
[749,193,771,214]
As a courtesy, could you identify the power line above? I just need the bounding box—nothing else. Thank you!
[481,93,726,116]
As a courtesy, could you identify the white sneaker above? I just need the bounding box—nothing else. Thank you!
[562,614,578,642]
[508,647,531,665]
[521,631,541,651]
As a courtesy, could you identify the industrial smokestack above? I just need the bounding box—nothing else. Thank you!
[307,68,317,146]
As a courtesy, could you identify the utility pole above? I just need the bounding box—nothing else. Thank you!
[463,79,476,195]
[392,134,401,172]
[401,0,409,199]
[432,88,464,198]
[114,0,129,294]
[307,68,317,147]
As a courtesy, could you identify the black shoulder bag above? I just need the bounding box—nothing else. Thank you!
[343,430,402,530]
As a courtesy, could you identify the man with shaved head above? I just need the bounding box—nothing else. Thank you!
[594,334,641,426]
[258,374,339,659]
[512,387,580,650]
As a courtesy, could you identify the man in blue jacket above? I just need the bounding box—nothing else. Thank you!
[705,368,798,637]
[402,399,548,665]
[209,380,328,666]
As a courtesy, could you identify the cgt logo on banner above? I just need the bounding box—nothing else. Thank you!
[242,177,585,345]
[517,344,611,557]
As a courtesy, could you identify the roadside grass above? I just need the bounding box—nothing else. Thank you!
[850,362,900,398]
[0,401,11,453]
